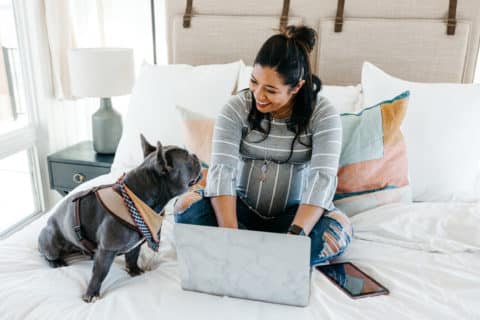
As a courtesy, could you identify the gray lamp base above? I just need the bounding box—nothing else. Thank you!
[92,97,122,154]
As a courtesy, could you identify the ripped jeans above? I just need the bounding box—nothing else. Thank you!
[174,190,353,266]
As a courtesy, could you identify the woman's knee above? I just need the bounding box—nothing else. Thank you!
[323,210,353,242]
[310,210,353,264]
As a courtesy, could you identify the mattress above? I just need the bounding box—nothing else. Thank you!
[0,171,479,320]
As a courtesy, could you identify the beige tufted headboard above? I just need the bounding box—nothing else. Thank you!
[163,0,480,85]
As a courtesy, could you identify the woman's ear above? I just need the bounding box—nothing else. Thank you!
[291,79,306,95]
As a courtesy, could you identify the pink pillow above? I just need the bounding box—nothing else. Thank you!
[177,106,215,164]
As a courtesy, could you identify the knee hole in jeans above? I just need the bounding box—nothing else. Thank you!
[174,191,203,214]
[320,224,350,258]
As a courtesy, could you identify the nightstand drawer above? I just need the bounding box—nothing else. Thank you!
[47,141,115,195]
[50,162,111,190]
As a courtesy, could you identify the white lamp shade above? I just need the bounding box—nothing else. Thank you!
[68,48,134,98]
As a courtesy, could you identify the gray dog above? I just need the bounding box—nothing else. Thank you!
[38,134,201,302]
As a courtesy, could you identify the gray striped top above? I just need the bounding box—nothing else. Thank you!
[204,90,342,218]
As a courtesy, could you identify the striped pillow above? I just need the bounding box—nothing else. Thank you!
[334,91,412,216]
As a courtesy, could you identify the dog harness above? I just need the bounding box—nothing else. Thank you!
[72,175,165,254]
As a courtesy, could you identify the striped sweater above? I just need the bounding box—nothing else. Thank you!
[205,90,342,218]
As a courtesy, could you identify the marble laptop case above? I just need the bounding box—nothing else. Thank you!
[174,223,311,307]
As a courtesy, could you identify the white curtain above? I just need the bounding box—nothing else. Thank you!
[44,0,164,100]
[35,0,166,207]
[44,0,104,100]
[476,60,480,83]
[39,0,102,156]
[40,0,165,150]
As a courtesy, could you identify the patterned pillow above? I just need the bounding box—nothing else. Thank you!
[177,91,411,215]
[334,91,411,216]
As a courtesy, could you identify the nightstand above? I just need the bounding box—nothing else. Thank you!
[47,141,115,195]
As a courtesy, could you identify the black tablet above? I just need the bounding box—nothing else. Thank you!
[316,262,389,299]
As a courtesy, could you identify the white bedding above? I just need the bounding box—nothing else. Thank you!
[0,172,479,320]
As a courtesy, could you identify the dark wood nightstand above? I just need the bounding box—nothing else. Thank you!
[47,141,114,195]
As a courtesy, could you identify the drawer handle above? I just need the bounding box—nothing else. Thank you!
[73,173,86,184]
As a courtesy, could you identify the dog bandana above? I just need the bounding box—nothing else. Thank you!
[96,175,165,251]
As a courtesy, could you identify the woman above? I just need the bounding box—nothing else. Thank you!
[174,25,352,266]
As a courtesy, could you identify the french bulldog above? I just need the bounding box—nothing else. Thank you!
[38,134,201,302]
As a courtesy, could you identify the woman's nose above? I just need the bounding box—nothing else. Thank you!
[254,86,266,100]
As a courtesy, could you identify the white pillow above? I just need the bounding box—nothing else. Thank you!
[236,60,253,92]
[361,61,480,202]
[318,84,363,114]
[237,60,362,114]
[112,61,241,171]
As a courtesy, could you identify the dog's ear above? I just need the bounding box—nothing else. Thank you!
[156,141,172,174]
[140,134,156,158]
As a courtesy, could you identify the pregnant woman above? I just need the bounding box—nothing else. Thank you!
[174,25,352,266]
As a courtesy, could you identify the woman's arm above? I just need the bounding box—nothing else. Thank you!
[205,93,249,227]
[211,195,238,228]
[294,98,342,232]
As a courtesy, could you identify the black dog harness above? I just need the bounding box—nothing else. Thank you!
[71,178,165,255]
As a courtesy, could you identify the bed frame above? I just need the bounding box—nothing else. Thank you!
[160,0,480,85]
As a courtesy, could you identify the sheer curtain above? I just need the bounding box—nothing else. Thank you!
[475,59,480,83]
[42,0,166,154]
[42,0,102,154]
[35,0,166,207]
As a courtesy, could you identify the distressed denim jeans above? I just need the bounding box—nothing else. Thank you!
[174,190,353,266]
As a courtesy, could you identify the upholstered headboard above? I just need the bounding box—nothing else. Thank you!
[162,0,480,85]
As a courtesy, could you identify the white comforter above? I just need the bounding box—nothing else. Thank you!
[0,172,479,320]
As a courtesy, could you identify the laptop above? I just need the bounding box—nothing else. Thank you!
[173,223,311,307]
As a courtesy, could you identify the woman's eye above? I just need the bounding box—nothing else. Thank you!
[249,79,275,94]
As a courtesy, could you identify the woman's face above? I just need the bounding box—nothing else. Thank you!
[249,64,304,118]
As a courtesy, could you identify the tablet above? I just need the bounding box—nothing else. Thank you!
[316,262,389,299]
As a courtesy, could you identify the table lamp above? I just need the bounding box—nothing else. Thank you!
[68,48,134,154]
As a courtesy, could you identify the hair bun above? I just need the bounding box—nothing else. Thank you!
[284,25,317,53]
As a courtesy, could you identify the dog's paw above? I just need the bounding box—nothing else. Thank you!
[82,293,100,303]
[127,266,144,277]
[47,259,68,268]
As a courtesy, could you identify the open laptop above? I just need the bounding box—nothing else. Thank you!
[173,223,311,307]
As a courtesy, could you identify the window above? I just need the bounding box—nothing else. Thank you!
[0,0,43,237]
[0,0,28,133]
[0,150,42,234]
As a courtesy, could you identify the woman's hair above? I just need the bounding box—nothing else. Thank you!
[246,25,322,163]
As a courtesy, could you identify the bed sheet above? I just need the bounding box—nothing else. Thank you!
[0,172,479,320]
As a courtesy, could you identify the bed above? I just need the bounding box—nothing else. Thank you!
[1,172,479,319]
[1,0,480,319]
